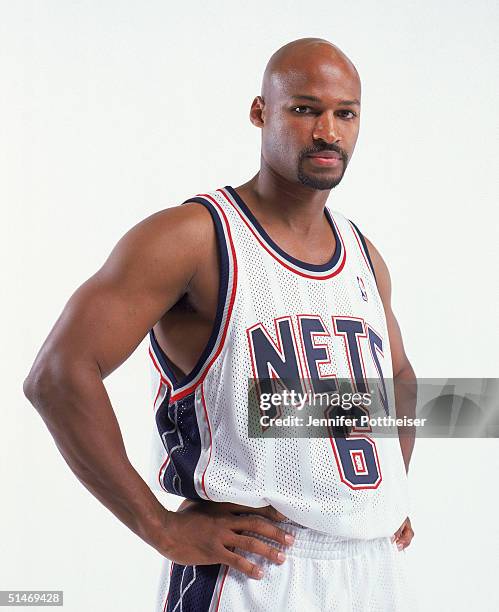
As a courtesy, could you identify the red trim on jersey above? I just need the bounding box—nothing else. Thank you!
[169,193,238,403]
[149,346,173,389]
[219,188,347,280]
[200,382,213,500]
[215,565,230,611]
[149,346,173,492]
[153,379,163,409]
[162,560,174,612]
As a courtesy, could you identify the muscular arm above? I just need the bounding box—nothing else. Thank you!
[23,203,212,546]
[23,202,291,577]
[364,237,417,474]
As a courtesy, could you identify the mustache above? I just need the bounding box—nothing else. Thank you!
[299,143,349,164]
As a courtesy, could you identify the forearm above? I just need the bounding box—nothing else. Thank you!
[393,364,417,473]
[24,360,170,550]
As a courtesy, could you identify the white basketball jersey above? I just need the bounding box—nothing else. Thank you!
[148,185,409,539]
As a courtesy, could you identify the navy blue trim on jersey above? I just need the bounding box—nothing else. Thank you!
[166,562,222,612]
[149,328,179,384]
[148,196,230,390]
[156,390,203,499]
[349,220,377,282]
[225,185,343,273]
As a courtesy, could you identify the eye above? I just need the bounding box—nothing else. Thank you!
[291,106,316,114]
[337,110,358,119]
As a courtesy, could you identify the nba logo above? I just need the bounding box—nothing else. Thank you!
[357,276,368,302]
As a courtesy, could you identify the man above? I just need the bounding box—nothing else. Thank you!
[24,38,416,611]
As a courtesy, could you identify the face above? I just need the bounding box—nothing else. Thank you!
[252,53,361,190]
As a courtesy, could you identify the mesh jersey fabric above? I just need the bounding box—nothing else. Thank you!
[148,185,410,540]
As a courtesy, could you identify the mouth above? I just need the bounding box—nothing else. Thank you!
[306,152,343,167]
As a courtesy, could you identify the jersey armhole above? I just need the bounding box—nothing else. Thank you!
[148,195,236,397]
[348,219,377,285]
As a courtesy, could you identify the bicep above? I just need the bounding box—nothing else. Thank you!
[34,205,209,379]
[47,273,171,379]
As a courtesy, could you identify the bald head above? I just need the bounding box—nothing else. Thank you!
[261,38,360,102]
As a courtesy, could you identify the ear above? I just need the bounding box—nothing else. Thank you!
[249,96,265,127]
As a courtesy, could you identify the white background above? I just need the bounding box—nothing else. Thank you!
[2,1,498,610]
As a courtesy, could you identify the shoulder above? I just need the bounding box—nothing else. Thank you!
[118,200,215,254]
[97,199,217,287]
[131,200,215,243]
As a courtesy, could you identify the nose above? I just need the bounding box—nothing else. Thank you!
[312,110,340,144]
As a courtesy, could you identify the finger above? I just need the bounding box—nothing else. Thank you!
[391,528,402,543]
[394,526,412,547]
[396,526,414,550]
[223,503,287,522]
[393,525,406,541]
[392,518,409,542]
[221,549,265,580]
[232,516,295,547]
[229,533,286,565]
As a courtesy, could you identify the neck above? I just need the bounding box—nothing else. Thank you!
[238,157,332,232]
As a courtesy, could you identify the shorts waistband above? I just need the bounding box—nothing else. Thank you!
[242,517,393,560]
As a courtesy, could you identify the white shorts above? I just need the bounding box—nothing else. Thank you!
[156,519,416,611]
